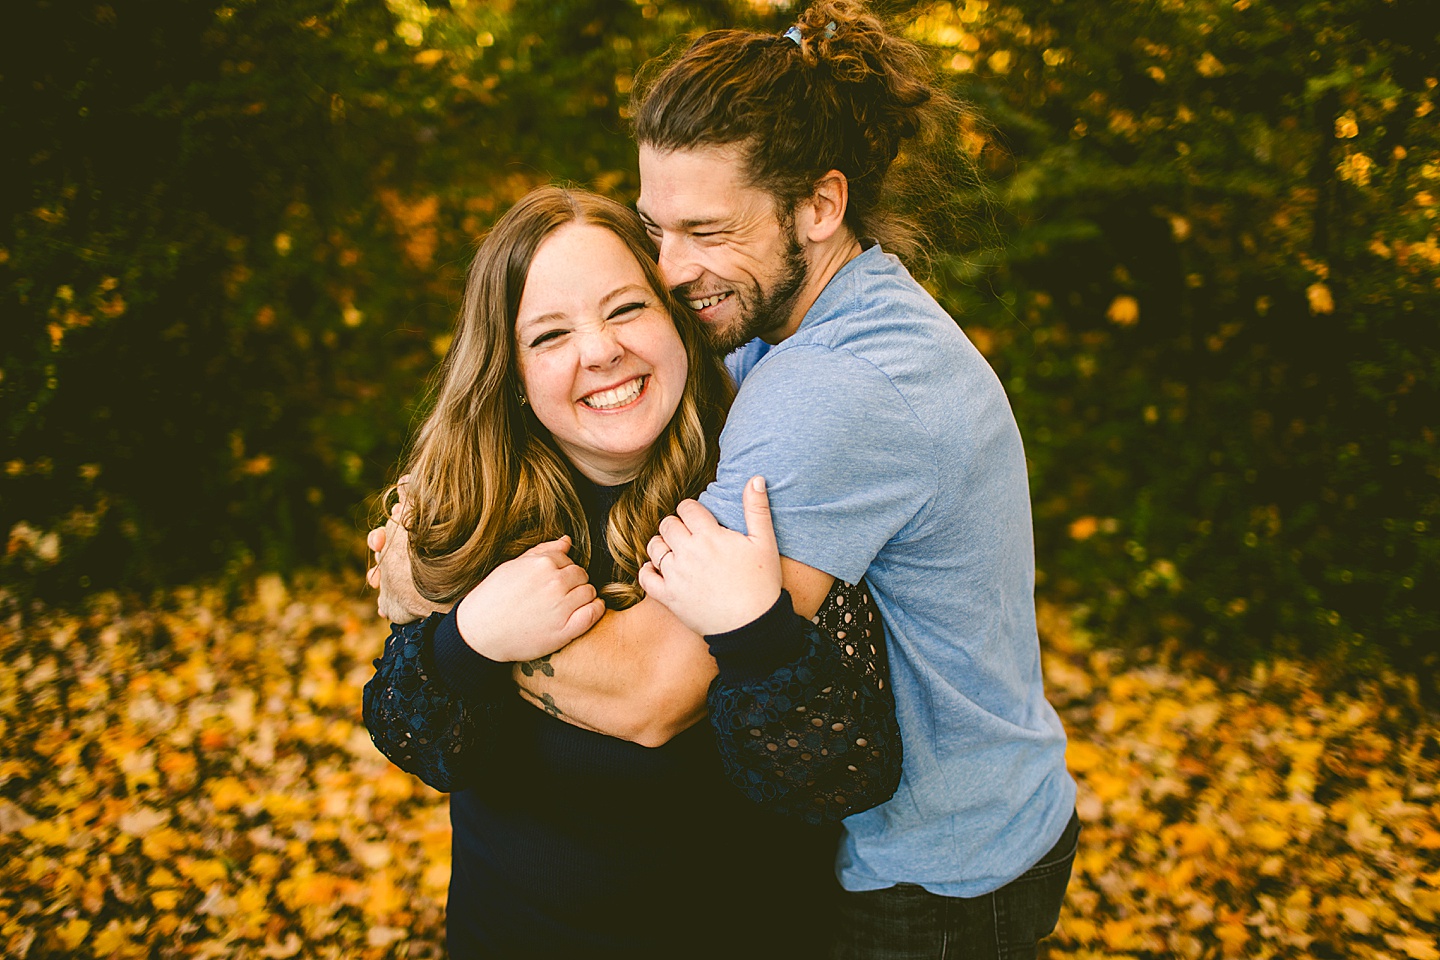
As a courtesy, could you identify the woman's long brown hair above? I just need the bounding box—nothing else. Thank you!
[396,186,732,608]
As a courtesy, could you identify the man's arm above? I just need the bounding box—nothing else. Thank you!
[511,557,835,748]
[362,495,816,747]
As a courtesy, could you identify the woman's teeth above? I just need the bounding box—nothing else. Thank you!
[581,376,646,410]
[689,292,731,310]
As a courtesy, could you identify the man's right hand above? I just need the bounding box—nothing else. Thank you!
[366,482,443,623]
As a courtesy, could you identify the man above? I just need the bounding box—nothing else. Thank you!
[373,6,1077,957]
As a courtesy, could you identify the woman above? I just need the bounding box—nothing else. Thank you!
[362,186,899,959]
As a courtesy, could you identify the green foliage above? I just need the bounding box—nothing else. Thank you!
[920,0,1440,680]
[0,0,720,598]
[3,0,1435,683]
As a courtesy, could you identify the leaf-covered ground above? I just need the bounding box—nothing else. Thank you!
[1,576,1436,959]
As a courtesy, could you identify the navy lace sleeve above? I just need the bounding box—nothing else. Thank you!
[706,580,901,825]
[362,611,510,792]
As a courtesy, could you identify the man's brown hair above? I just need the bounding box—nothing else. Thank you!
[634,0,959,256]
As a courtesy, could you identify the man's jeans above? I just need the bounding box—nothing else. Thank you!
[831,811,1081,960]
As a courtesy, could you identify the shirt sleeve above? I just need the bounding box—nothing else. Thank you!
[361,610,514,793]
[705,579,902,825]
[698,345,936,585]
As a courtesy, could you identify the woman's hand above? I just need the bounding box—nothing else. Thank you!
[638,476,782,636]
[455,537,607,662]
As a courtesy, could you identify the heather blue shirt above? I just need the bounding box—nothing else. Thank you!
[698,245,1076,897]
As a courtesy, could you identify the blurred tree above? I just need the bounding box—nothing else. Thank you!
[0,0,729,598]
[917,0,1439,681]
[3,0,1434,687]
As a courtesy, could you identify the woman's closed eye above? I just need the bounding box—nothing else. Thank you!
[528,329,567,348]
[607,301,648,321]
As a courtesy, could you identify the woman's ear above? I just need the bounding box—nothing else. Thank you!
[801,170,850,244]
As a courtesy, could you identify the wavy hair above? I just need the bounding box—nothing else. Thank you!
[394,186,732,608]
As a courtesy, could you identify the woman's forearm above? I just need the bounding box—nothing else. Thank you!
[706,579,902,824]
[362,612,511,792]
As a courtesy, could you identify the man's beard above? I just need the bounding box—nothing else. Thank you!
[704,232,808,355]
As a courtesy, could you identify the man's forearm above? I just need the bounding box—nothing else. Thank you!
[512,596,717,747]
[511,560,834,747]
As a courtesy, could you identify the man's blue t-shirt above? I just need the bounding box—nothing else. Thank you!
[698,245,1076,897]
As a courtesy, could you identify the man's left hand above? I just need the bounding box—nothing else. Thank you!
[638,475,781,636]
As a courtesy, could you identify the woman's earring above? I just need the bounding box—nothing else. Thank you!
[517,391,528,406]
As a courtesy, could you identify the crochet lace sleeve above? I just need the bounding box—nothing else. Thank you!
[706,580,902,825]
[361,612,511,793]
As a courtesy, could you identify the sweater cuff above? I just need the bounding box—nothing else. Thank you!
[705,590,808,684]
[428,608,512,700]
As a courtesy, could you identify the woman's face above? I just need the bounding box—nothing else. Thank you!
[514,222,689,485]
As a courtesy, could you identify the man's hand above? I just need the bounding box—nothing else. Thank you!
[638,475,782,636]
[455,537,607,663]
[366,476,445,623]
[366,511,443,624]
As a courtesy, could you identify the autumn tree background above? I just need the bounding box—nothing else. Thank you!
[2,1,1438,958]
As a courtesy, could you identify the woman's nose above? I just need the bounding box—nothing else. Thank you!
[577,327,624,368]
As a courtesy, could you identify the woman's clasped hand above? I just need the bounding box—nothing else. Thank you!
[640,477,784,637]
[453,536,605,663]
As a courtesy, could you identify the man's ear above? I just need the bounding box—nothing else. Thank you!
[800,170,850,244]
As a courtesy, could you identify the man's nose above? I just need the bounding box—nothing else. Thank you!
[656,234,701,290]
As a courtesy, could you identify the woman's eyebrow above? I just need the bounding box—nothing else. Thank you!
[600,283,653,305]
[515,310,568,333]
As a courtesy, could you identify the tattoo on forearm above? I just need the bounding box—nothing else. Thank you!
[519,654,556,678]
[537,692,563,718]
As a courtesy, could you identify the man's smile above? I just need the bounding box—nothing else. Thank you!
[687,291,732,311]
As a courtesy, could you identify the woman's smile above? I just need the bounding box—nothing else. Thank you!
[579,375,648,411]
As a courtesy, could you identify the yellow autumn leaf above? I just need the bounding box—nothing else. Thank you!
[141,826,186,860]
[1215,921,1249,951]
[1107,295,1140,326]
[1342,901,1374,933]
[20,818,71,846]
[1101,917,1140,950]
[1402,938,1440,960]
[177,857,228,888]
[1247,821,1290,851]
[148,866,179,887]
[1064,916,1098,942]
[91,920,133,955]
[236,883,268,915]
[55,917,91,951]
[1088,770,1129,801]
[207,776,253,812]
[1066,740,1105,772]
[1346,809,1386,849]
[1306,282,1335,315]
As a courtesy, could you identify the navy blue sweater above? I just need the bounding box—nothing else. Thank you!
[363,479,900,958]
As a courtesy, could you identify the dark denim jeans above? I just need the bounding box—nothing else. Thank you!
[831,811,1080,960]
